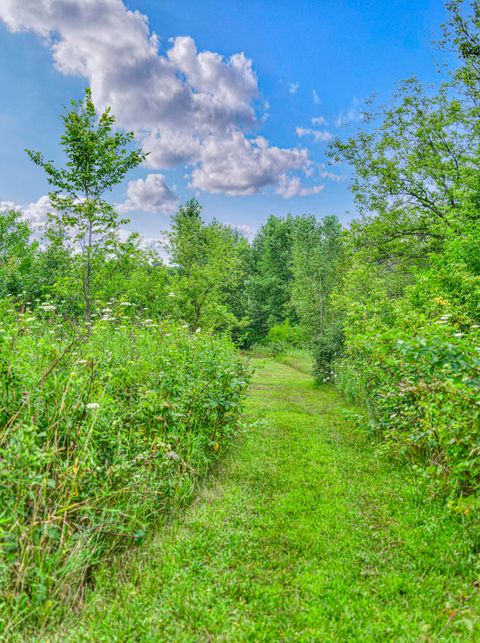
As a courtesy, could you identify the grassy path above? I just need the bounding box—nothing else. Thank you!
[52,358,479,641]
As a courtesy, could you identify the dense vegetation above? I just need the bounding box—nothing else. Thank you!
[1,0,480,634]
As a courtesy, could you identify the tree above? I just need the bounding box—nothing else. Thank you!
[329,79,478,267]
[27,88,145,321]
[245,215,298,343]
[0,208,36,299]
[291,215,343,341]
[442,0,480,99]
[167,199,245,331]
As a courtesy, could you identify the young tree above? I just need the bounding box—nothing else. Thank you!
[167,199,245,331]
[27,88,145,321]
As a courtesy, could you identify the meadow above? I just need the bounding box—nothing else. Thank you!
[1,1,480,638]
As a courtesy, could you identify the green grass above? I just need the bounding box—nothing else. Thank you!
[37,358,480,641]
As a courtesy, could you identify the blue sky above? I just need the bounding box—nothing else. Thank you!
[0,0,449,240]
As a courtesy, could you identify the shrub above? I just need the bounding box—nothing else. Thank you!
[0,305,249,630]
[335,277,480,513]
[265,320,304,355]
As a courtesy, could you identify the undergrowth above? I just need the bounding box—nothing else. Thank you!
[0,300,249,634]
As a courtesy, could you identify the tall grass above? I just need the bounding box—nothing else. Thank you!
[0,301,250,633]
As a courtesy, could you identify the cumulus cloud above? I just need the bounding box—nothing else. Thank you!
[288,82,299,94]
[1,195,54,227]
[295,126,333,143]
[311,116,326,126]
[0,201,18,212]
[23,195,54,225]
[312,90,321,105]
[118,174,179,215]
[190,132,309,196]
[277,175,325,199]
[0,0,314,197]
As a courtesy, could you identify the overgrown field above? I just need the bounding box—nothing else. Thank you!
[0,302,249,633]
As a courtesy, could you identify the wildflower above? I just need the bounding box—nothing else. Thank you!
[195,328,201,333]
[168,292,175,297]
[86,402,100,410]
[25,317,36,323]
[119,302,131,306]
[454,332,464,338]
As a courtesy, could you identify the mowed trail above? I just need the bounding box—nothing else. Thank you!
[51,359,479,641]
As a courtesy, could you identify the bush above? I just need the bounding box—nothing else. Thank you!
[334,266,480,513]
[312,321,343,382]
[0,304,249,629]
[265,320,304,355]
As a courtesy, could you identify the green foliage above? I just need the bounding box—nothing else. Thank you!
[265,320,305,354]
[244,215,298,344]
[48,359,480,641]
[167,199,250,334]
[322,1,480,514]
[0,208,37,301]
[0,309,249,629]
[26,88,145,321]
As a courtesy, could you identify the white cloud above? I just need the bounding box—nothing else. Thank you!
[118,173,179,215]
[0,0,312,197]
[277,175,325,199]
[312,90,321,105]
[0,201,19,212]
[24,195,54,225]
[311,116,326,126]
[1,195,54,227]
[190,132,309,196]
[319,170,345,183]
[295,126,333,143]
[288,82,299,94]
[0,196,54,245]
[335,100,363,127]
[230,223,255,242]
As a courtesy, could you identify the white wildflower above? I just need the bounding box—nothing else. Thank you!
[86,402,100,410]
